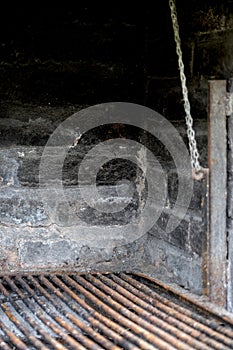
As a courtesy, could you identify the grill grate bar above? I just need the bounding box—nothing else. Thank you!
[61,276,166,350]
[109,273,232,349]
[17,276,104,350]
[67,275,193,350]
[97,273,228,350]
[40,276,139,350]
[2,304,49,350]
[51,275,150,350]
[0,277,50,350]
[0,272,232,350]
[0,316,28,350]
[40,275,130,350]
[26,275,120,350]
[83,274,206,350]
[121,273,233,342]
[0,339,13,350]
[3,276,69,350]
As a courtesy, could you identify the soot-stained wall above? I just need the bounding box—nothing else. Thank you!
[0,1,232,293]
[0,1,232,120]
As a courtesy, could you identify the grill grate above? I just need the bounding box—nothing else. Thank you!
[0,272,232,349]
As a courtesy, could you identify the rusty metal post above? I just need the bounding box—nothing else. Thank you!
[227,78,233,312]
[208,80,227,308]
[208,80,227,307]
[201,169,210,297]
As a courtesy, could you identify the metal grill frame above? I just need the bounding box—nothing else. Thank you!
[0,270,233,349]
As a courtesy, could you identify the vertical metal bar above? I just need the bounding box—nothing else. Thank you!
[226,78,233,312]
[208,80,227,308]
[201,169,210,297]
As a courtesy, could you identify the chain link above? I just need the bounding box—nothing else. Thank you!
[169,0,201,172]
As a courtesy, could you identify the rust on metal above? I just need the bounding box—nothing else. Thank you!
[227,77,233,312]
[208,80,228,308]
[201,168,210,297]
[0,271,232,349]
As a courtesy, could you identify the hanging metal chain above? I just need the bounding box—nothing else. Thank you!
[169,0,202,173]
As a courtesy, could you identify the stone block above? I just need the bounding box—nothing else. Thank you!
[19,240,79,268]
[144,234,202,293]
[149,211,203,257]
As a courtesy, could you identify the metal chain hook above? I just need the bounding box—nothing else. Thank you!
[169,0,202,175]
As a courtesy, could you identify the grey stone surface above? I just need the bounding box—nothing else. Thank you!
[0,140,206,286]
[144,234,202,293]
[2,0,229,293]
[19,240,79,268]
[2,224,201,293]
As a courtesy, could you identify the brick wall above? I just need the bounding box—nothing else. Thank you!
[0,1,232,293]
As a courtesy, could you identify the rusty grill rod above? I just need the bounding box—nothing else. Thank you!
[51,275,158,350]
[84,274,213,350]
[72,274,233,350]
[121,273,233,342]
[15,276,110,350]
[0,277,51,350]
[0,315,28,350]
[70,273,233,350]
[109,273,233,349]
[11,272,149,350]
[38,275,144,350]
[0,339,12,350]
[0,272,232,349]
[1,276,70,350]
[21,275,121,350]
[97,273,229,350]
[23,273,152,350]
[126,273,233,333]
[64,274,183,350]
[5,275,102,350]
